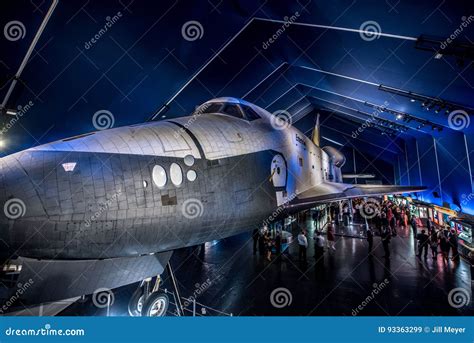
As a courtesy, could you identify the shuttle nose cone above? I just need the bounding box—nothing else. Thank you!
[0,152,47,260]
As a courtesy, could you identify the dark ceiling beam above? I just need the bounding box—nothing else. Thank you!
[317,120,401,155]
[291,64,473,112]
[306,95,418,136]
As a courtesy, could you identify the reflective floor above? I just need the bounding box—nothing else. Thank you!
[61,217,474,316]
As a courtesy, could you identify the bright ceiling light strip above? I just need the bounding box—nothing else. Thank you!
[254,18,418,41]
[321,136,343,146]
[297,65,379,87]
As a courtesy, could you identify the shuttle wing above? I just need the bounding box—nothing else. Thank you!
[287,181,426,210]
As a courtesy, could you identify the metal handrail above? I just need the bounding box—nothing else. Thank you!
[162,289,232,316]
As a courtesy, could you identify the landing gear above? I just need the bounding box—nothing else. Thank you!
[128,277,163,317]
[128,261,183,317]
[141,293,169,317]
[127,285,145,317]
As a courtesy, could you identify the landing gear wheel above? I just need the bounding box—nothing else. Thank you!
[141,292,169,317]
[128,287,145,317]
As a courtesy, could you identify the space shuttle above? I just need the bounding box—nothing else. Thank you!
[0,97,425,316]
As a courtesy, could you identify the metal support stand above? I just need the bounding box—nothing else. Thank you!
[166,262,184,316]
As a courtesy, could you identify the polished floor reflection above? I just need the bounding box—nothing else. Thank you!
[61,218,473,316]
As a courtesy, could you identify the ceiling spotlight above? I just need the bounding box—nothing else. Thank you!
[5,109,17,116]
[417,123,426,129]
[396,114,404,120]
[421,102,426,107]
[410,99,416,103]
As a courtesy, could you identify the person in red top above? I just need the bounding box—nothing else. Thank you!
[327,223,336,251]
[387,207,393,224]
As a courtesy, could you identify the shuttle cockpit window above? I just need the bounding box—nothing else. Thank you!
[195,102,223,114]
[240,105,261,121]
[194,101,260,121]
[222,103,245,119]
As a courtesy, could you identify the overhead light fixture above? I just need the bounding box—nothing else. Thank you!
[378,85,469,116]
[434,53,443,59]
[6,109,17,116]
[396,114,404,120]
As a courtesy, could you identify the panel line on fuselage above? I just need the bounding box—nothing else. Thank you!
[168,121,207,160]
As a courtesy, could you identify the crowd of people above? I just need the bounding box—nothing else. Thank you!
[368,200,460,262]
[252,198,462,265]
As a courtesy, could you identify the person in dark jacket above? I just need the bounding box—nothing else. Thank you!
[416,229,429,258]
[439,229,450,262]
[380,213,389,233]
[367,228,374,253]
[429,229,438,259]
[410,216,418,253]
[275,231,282,257]
[313,231,325,264]
[381,227,391,258]
[449,230,459,261]
[252,229,259,255]
[258,231,265,256]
